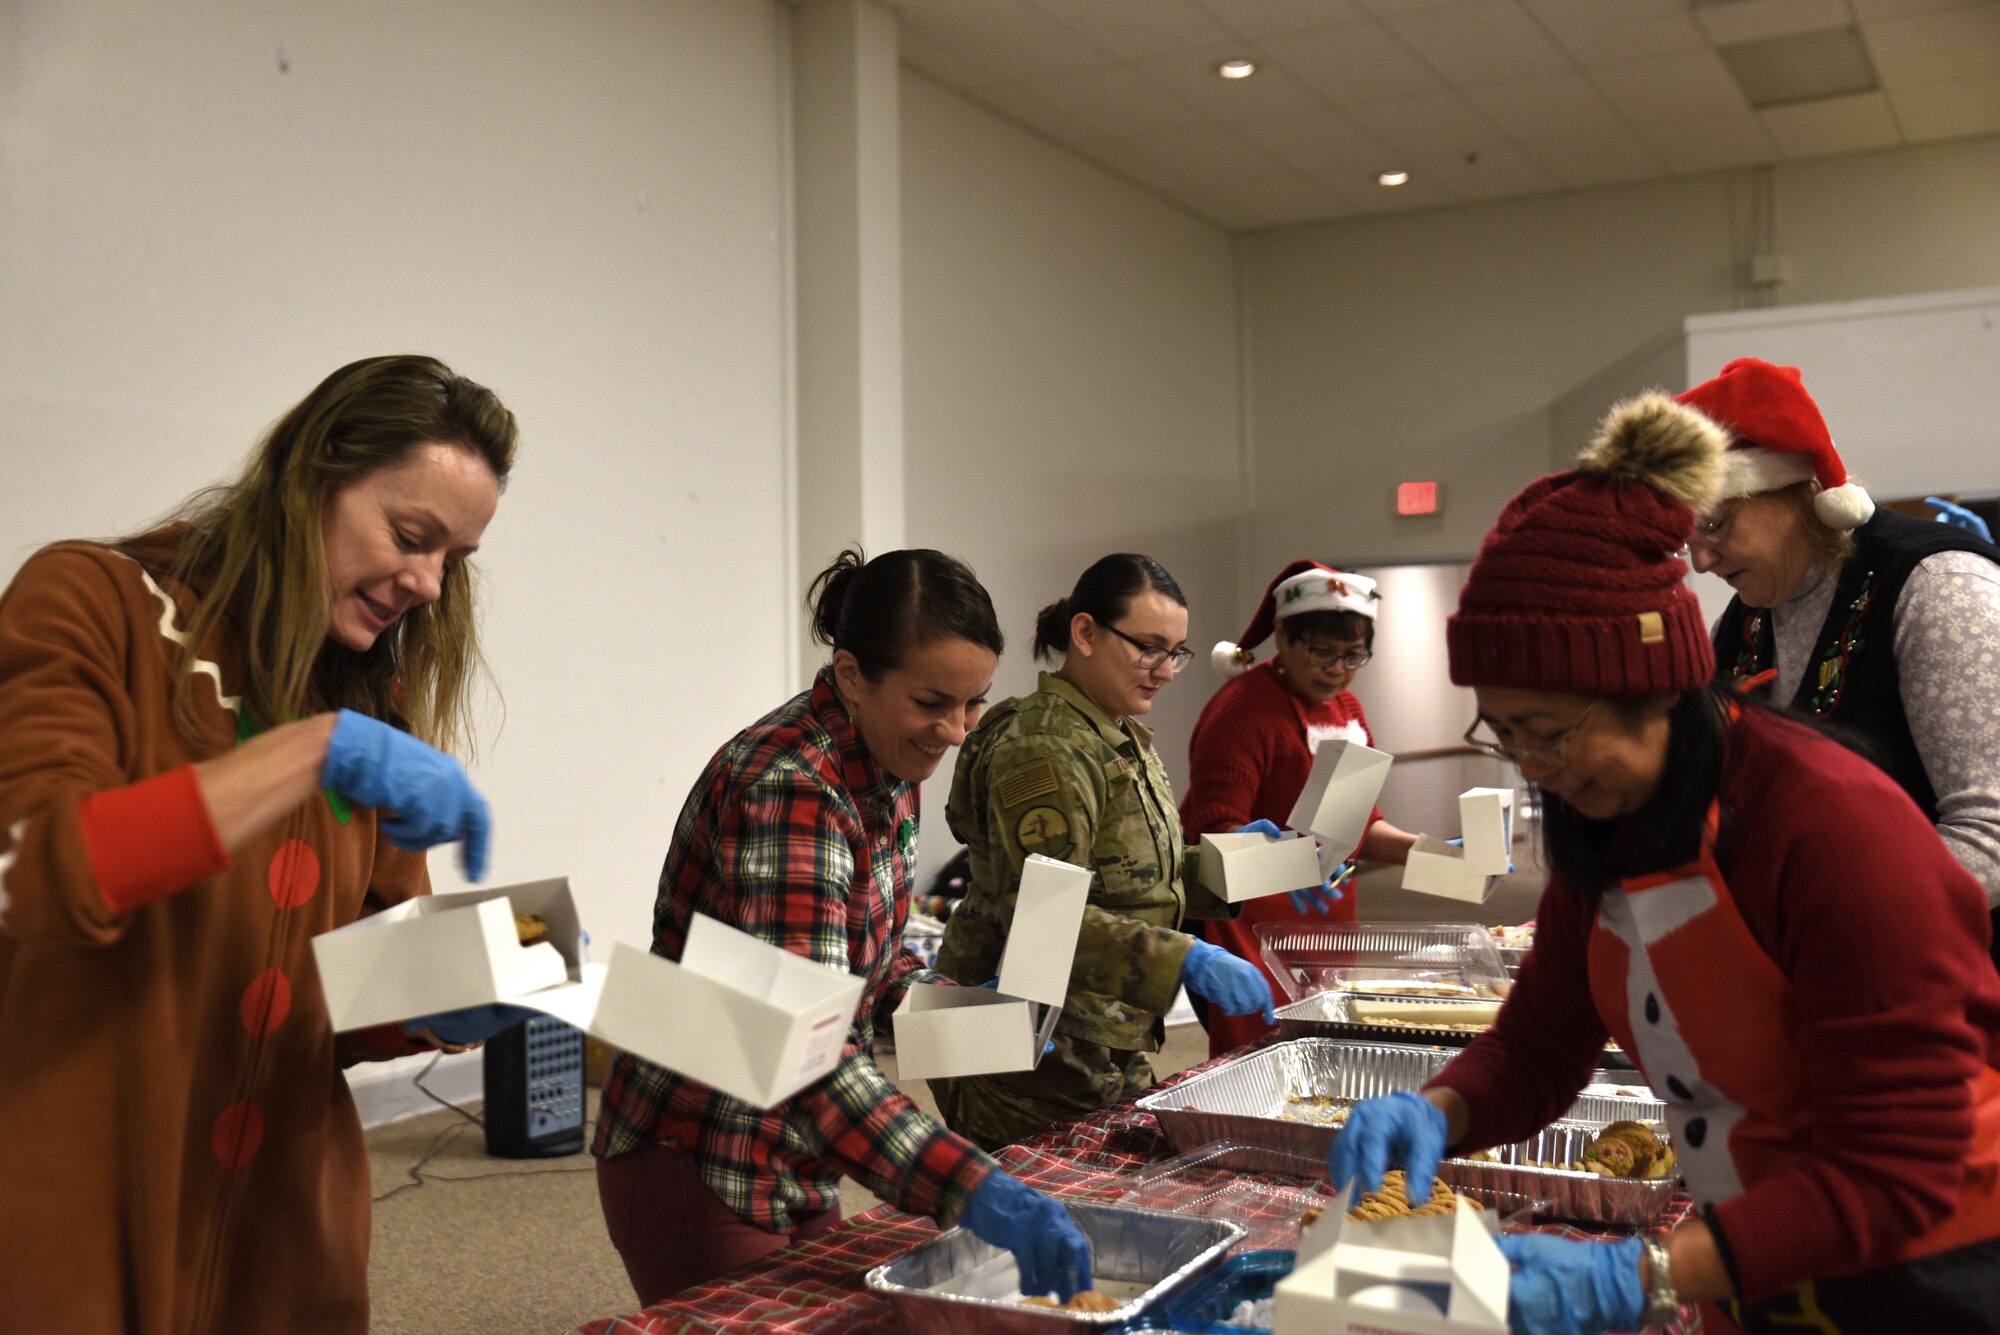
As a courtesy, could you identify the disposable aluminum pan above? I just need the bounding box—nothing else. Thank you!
[1274,990,1499,1048]
[864,1201,1244,1335]
[1440,1123,1679,1227]
[1135,1038,1449,1159]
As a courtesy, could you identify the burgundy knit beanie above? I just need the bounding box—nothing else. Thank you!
[1447,392,1728,698]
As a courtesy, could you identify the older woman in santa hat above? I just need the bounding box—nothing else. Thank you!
[1677,357,2000,960]
[1179,561,1425,1058]
[1326,392,2000,1334]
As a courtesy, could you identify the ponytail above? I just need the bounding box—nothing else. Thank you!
[1032,554,1186,664]
[804,546,1003,679]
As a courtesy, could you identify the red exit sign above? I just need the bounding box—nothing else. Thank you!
[1397,481,1438,516]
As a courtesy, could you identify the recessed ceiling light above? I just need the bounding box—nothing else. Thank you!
[1378,170,1410,187]
[1218,59,1256,79]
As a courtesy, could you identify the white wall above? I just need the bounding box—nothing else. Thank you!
[0,0,793,970]
[1241,135,2000,576]
[898,72,1242,872]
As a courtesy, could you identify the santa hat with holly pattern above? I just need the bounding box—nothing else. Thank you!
[1211,560,1379,679]
[1674,357,1873,531]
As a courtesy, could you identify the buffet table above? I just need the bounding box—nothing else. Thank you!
[569,1047,1695,1335]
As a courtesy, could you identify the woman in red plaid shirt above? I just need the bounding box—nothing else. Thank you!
[593,548,1094,1305]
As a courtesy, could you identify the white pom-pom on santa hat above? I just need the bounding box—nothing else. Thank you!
[1211,641,1256,679]
[1814,481,1875,530]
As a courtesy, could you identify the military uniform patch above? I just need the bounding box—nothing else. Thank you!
[996,760,1059,809]
[1015,806,1072,857]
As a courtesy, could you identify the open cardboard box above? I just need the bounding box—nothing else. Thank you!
[891,854,1088,1080]
[1197,829,1324,903]
[1400,788,1514,904]
[1288,740,1393,861]
[314,881,866,1108]
[1276,1193,1508,1334]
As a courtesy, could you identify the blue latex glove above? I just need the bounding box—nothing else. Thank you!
[1291,862,1352,915]
[1326,1090,1448,1204]
[1927,496,1993,543]
[960,1171,1094,1302]
[1233,818,1283,838]
[1495,1233,1644,1335]
[401,1003,538,1047]
[1447,835,1516,874]
[1181,939,1275,1024]
[322,709,492,880]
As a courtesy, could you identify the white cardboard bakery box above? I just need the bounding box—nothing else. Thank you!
[1400,788,1514,904]
[314,880,867,1108]
[1288,740,1393,857]
[1197,830,1325,903]
[890,854,1089,1080]
[1275,1195,1509,1335]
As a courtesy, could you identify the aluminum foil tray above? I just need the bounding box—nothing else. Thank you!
[865,1200,1244,1335]
[1254,922,1508,1004]
[1274,990,1499,1048]
[1135,1039,1449,1160]
[1441,1123,1678,1227]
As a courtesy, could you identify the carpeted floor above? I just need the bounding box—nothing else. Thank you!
[364,1024,1215,1335]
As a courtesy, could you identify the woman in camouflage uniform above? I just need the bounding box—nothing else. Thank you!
[932,553,1279,1150]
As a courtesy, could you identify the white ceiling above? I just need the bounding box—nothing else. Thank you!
[885,0,2000,228]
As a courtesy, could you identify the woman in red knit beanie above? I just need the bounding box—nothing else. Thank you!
[1325,392,2000,1334]
[1180,561,1426,1059]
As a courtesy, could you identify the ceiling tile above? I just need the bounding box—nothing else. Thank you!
[1519,0,1695,26]
[1125,123,1295,187]
[1347,171,1460,213]
[1863,6,2000,86]
[1155,182,1273,229]
[895,1,1106,82]
[1691,0,1853,46]
[1269,21,1446,103]
[1408,141,1563,199]
[1515,120,1671,187]
[1131,48,1329,119]
[1380,0,1574,84]
[1194,0,1370,39]
[1849,0,1984,19]
[1234,107,1398,175]
[897,28,1001,88]
[1540,10,1714,65]
[1355,0,1477,14]
[1075,140,1205,197]
[1344,88,1512,157]
[1889,71,2000,139]
[1587,47,1752,125]
[965,79,1101,147]
[1228,172,1366,224]
[1635,108,1784,172]
[1461,70,1622,140]
[1003,65,1209,140]
[1759,89,1906,154]
[1023,0,1234,61]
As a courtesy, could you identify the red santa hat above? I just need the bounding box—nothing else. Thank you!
[1674,357,1873,530]
[1211,560,1380,679]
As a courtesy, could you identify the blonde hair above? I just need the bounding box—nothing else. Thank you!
[1745,481,1855,571]
[115,355,517,757]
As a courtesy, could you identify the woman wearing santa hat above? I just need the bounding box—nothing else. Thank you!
[1678,358,2000,959]
[1326,392,2000,1334]
[1179,561,1425,1058]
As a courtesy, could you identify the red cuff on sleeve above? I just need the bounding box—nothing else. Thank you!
[78,766,231,913]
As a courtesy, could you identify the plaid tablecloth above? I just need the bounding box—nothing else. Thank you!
[570,1055,1698,1335]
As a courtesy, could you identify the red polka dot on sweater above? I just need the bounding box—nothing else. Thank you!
[211,1100,265,1171]
[267,838,320,909]
[239,968,292,1036]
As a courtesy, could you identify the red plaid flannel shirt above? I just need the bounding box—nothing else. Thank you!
[592,670,994,1230]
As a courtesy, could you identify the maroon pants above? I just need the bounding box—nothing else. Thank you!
[595,1140,843,1305]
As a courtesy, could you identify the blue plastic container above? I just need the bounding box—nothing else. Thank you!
[1135,1249,1295,1334]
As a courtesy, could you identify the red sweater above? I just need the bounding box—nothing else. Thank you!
[1430,706,2000,1299]
[1181,660,1379,839]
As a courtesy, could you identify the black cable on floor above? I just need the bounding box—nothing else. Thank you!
[372,1054,599,1204]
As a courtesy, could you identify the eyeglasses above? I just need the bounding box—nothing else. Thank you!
[1462,699,1599,767]
[1100,622,1196,674]
[1296,643,1373,672]
[1687,501,1738,550]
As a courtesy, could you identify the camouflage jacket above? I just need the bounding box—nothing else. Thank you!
[937,672,1228,1051]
